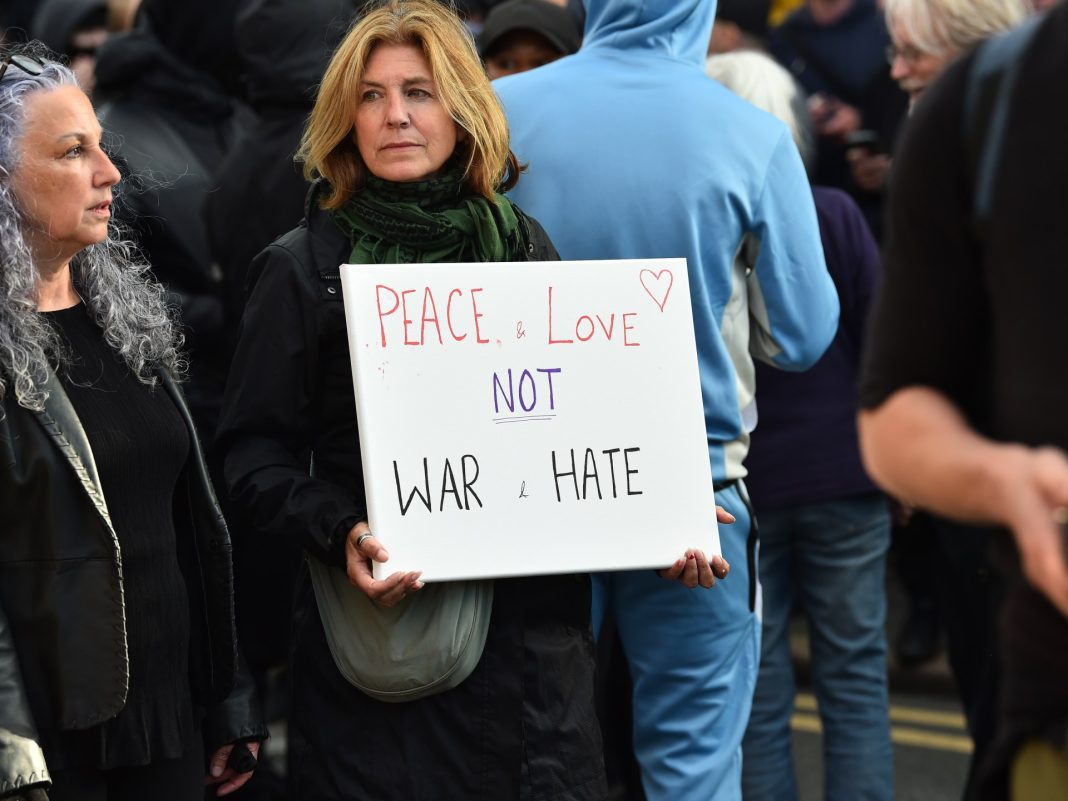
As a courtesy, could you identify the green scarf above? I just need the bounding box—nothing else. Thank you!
[331,168,527,264]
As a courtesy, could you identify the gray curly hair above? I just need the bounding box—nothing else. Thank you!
[0,45,184,411]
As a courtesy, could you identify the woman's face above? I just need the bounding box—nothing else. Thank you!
[889,21,953,106]
[354,43,461,183]
[10,86,120,266]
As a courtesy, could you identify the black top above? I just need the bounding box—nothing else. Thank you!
[859,6,1068,798]
[40,303,194,769]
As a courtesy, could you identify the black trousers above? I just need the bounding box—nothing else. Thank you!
[47,741,203,801]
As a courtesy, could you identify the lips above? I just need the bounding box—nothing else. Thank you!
[88,199,111,215]
[381,141,421,150]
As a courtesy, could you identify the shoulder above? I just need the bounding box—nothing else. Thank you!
[251,202,348,287]
[516,209,560,261]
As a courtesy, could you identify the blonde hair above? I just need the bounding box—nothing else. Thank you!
[885,0,1027,57]
[299,0,520,209]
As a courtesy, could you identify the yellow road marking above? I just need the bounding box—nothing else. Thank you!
[795,693,967,730]
[790,713,974,755]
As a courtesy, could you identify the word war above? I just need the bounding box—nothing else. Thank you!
[393,455,482,516]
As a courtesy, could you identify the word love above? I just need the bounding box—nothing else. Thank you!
[547,287,640,346]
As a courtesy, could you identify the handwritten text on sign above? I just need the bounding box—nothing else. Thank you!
[341,259,718,581]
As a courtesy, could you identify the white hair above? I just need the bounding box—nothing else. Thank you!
[705,50,815,173]
[884,0,1028,57]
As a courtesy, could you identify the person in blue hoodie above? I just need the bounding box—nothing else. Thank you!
[494,2,839,799]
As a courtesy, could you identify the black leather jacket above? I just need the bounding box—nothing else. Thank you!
[0,368,265,794]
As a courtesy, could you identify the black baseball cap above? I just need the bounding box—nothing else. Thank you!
[715,0,770,39]
[478,0,581,59]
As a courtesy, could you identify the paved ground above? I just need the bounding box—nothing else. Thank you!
[791,687,970,800]
[788,560,973,801]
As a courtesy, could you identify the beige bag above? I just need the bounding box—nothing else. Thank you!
[307,557,494,703]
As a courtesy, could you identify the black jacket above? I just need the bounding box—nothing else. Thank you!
[216,187,607,800]
[0,369,265,794]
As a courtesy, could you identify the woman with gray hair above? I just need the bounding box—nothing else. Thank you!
[885,0,1028,104]
[0,45,264,801]
[846,0,1026,210]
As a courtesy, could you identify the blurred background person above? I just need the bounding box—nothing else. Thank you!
[495,1,840,798]
[92,0,244,439]
[202,1,356,797]
[848,0,1028,195]
[709,0,771,54]
[30,0,108,95]
[106,0,142,31]
[858,4,1068,798]
[770,0,908,240]
[478,0,581,79]
[706,49,893,801]
[857,2,1029,797]
[0,45,264,801]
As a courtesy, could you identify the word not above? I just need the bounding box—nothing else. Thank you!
[393,455,482,515]
[547,287,640,346]
[376,285,489,347]
[493,367,562,415]
[551,446,642,502]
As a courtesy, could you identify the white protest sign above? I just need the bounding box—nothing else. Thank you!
[340,258,718,582]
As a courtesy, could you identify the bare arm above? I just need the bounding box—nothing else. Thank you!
[859,386,1068,616]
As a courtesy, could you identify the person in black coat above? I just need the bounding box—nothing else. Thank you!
[0,47,265,801]
[91,0,245,438]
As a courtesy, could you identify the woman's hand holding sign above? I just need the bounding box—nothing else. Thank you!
[346,521,424,608]
[658,505,734,588]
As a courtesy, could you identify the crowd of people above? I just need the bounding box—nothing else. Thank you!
[0,0,1066,800]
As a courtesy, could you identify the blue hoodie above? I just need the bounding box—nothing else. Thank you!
[495,0,839,483]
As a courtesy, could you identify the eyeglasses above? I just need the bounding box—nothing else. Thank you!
[885,44,926,66]
[0,53,47,83]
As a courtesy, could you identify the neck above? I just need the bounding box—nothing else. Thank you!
[35,261,80,312]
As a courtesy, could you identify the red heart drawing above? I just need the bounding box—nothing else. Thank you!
[640,269,674,312]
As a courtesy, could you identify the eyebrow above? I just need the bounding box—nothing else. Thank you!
[55,129,102,143]
[359,76,433,88]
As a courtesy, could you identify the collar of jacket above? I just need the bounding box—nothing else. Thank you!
[32,367,115,537]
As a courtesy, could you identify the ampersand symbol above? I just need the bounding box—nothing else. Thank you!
[516,321,527,340]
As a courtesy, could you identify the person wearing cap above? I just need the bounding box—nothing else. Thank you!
[479,0,580,79]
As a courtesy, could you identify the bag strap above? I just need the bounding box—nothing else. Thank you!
[963,15,1043,232]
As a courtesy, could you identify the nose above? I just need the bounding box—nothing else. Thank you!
[95,148,121,188]
[385,91,410,128]
[890,54,910,81]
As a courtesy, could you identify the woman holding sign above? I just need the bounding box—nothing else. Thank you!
[217,1,726,798]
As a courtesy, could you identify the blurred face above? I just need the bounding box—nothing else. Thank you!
[10,86,120,268]
[808,0,855,25]
[888,22,953,105]
[354,43,461,183]
[485,31,565,79]
[69,26,108,95]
